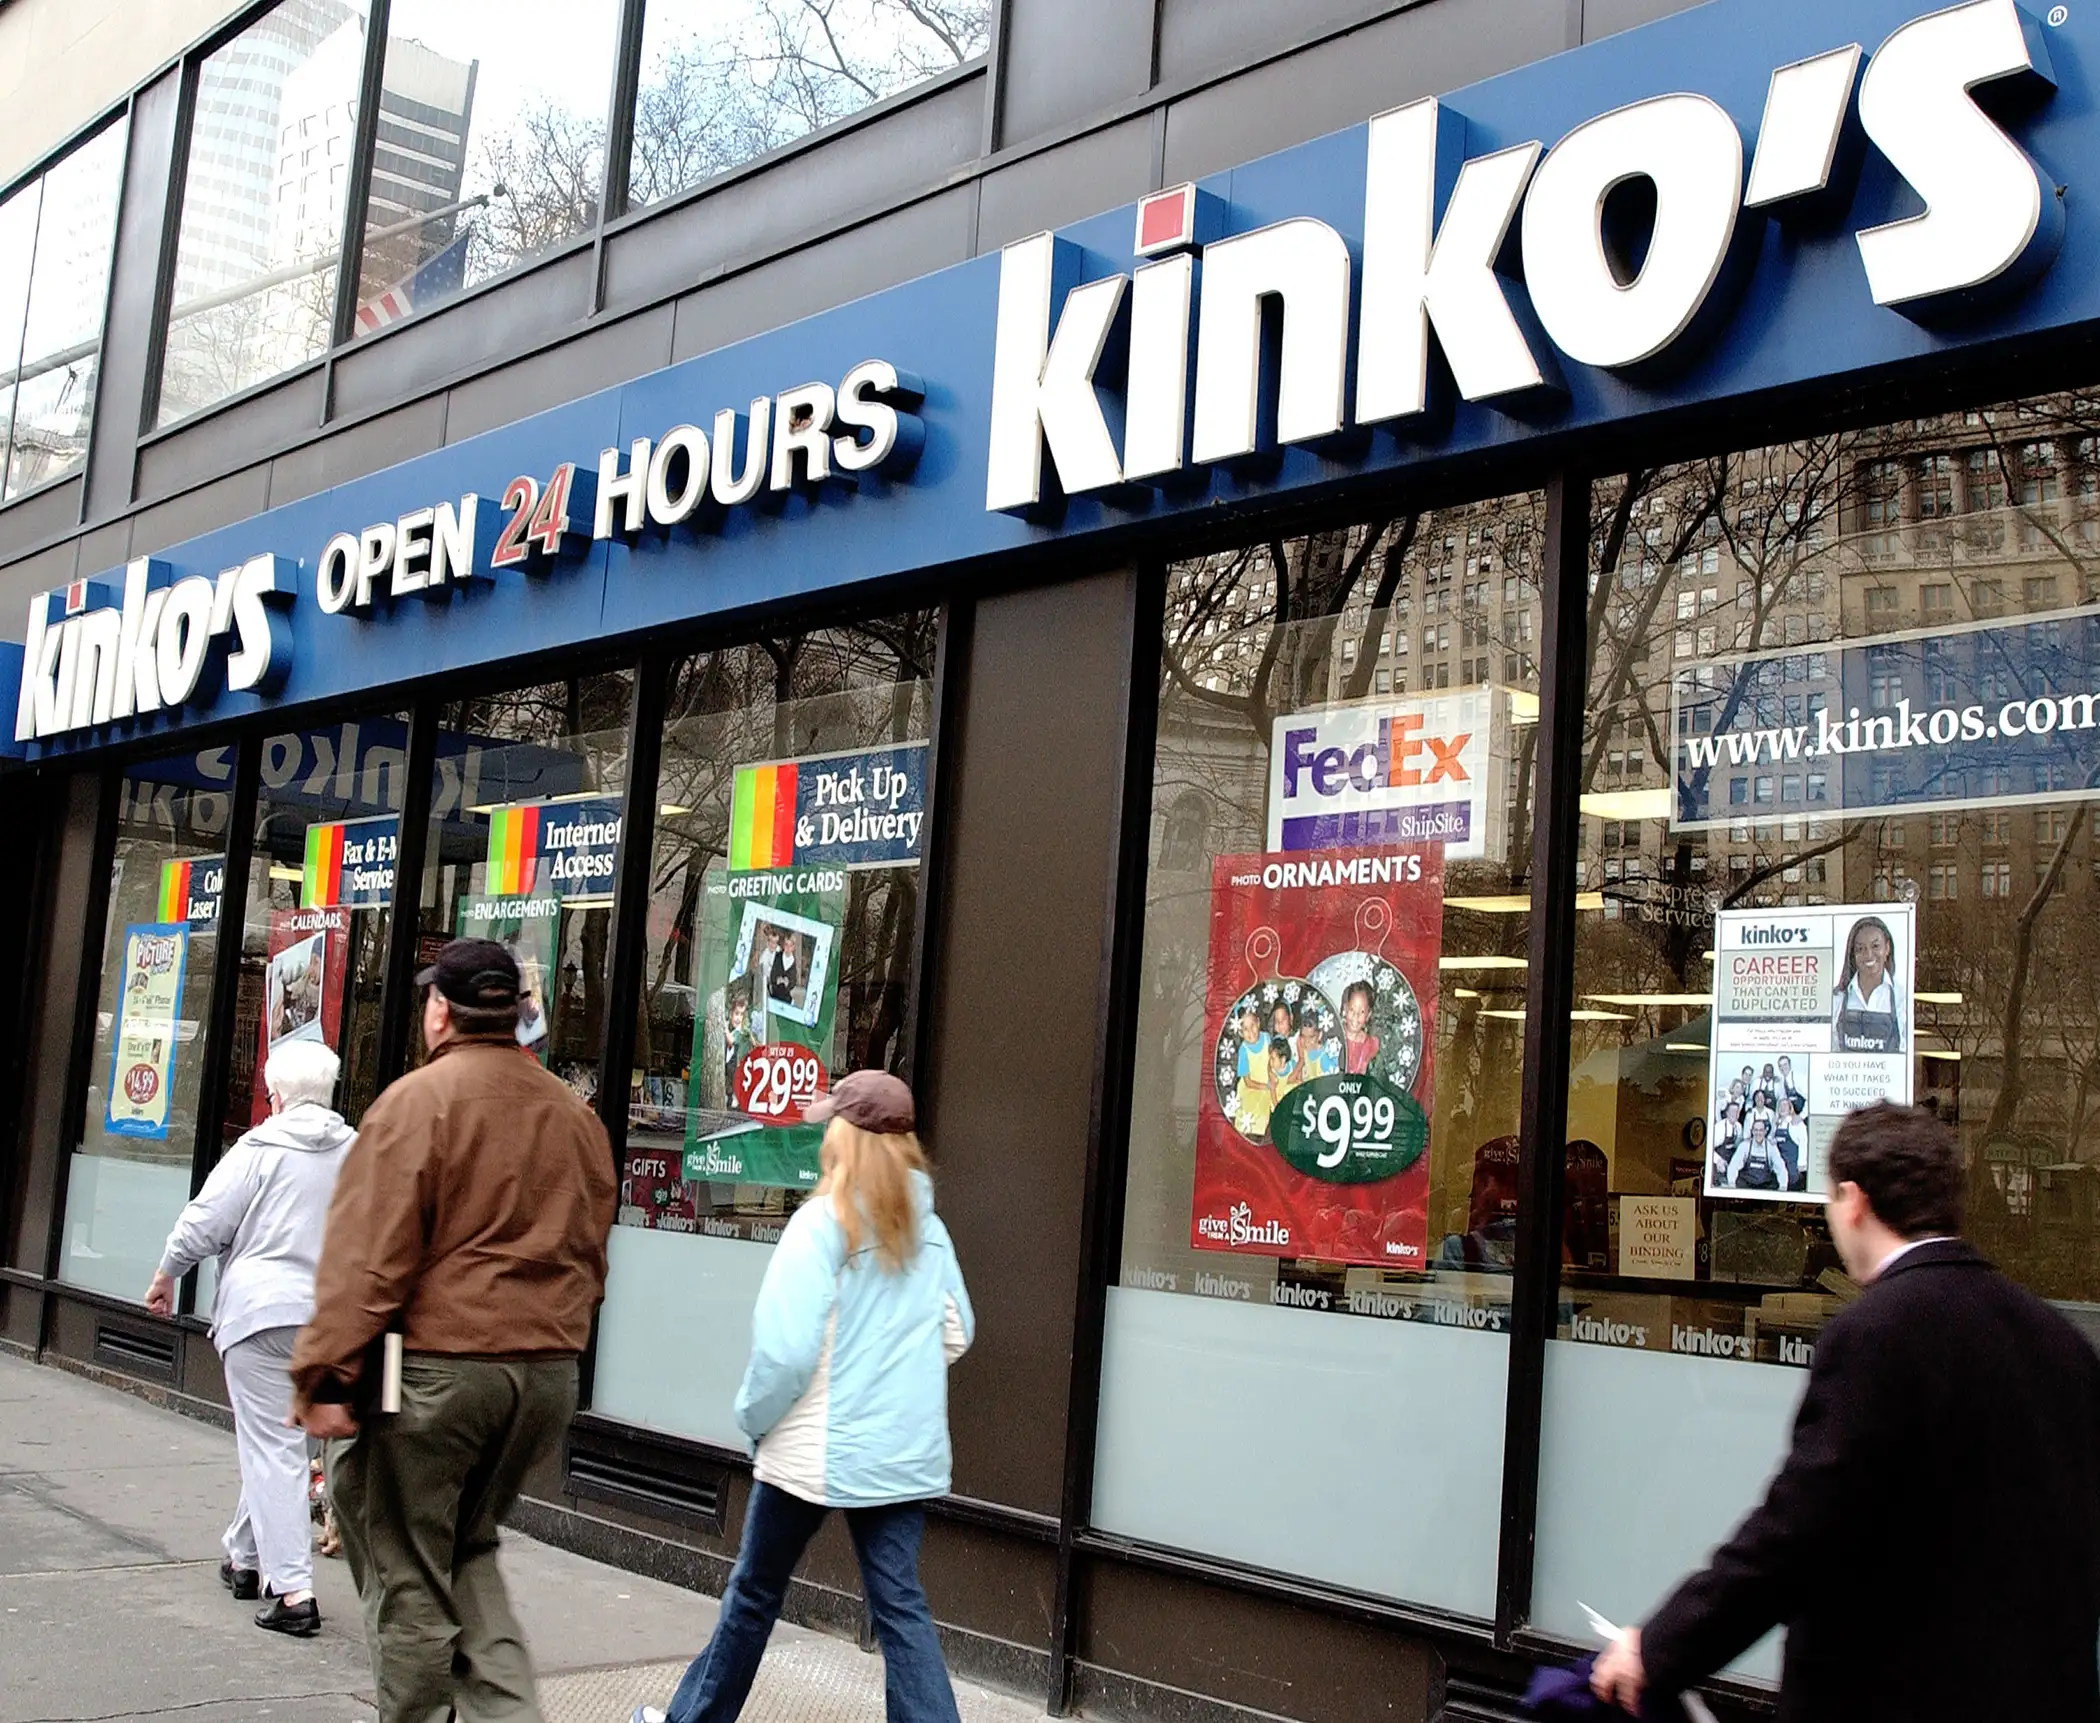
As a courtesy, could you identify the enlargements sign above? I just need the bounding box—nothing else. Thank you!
[1705,903,1915,1204]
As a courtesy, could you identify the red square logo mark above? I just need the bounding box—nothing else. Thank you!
[1136,185,1195,256]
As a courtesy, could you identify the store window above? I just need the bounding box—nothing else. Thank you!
[157,0,370,425]
[59,757,233,1300]
[349,0,621,334]
[0,117,127,499]
[1093,505,1549,1617]
[627,0,992,209]
[406,674,634,1094]
[1533,393,2100,1679]
[592,616,937,1446]
[214,717,411,1151]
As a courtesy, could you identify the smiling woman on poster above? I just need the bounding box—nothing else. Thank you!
[1832,913,1905,1053]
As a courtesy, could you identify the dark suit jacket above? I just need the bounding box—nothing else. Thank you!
[1642,1240,2100,1723]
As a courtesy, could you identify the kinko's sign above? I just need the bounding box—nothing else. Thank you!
[985,0,2063,510]
[14,358,925,742]
[7,0,2093,756]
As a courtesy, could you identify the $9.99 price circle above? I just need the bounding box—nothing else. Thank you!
[733,1043,828,1124]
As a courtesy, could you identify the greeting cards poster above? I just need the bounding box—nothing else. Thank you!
[1192,846,1445,1268]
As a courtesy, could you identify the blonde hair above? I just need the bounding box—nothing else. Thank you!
[819,1118,928,1271]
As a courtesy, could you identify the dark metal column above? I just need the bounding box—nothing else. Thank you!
[903,596,973,1092]
[180,731,263,1314]
[1493,467,1592,1643]
[373,698,439,1085]
[1045,564,1163,1716]
[595,650,670,1163]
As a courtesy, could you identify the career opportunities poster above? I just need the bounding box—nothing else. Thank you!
[1705,902,1916,1204]
[1192,846,1444,1268]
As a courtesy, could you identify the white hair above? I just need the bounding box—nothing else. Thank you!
[264,1039,341,1110]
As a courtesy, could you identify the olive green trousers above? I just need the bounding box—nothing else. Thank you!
[326,1355,577,1723]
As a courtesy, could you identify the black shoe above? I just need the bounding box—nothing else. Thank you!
[220,1560,261,1601]
[254,1594,320,1637]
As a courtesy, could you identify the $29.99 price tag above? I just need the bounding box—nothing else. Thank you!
[733,1043,828,1124]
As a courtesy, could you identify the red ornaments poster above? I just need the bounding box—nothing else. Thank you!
[1192,847,1444,1269]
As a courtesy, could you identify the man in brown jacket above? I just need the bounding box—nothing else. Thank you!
[293,937,615,1723]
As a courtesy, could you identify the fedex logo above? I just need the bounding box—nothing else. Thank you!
[1279,713,1473,797]
[1266,698,1490,860]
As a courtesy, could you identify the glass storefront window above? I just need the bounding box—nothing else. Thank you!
[1533,394,2100,1675]
[214,717,411,1146]
[627,0,992,209]
[592,616,937,1446]
[60,757,234,1300]
[0,118,127,500]
[407,675,635,1094]
[350,0,621,334]
[1093,505,1548,1616]
[157,0,370,426]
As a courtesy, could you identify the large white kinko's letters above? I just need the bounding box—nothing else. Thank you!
[984,232,1127,511]
[1356,98,1544,424]
[1189,217,1352,463]
[1854,0,2059,307]
[1521,93,1746,369]
[14,554,293,743]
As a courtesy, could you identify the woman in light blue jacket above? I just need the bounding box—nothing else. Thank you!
[635,1070,973,1723]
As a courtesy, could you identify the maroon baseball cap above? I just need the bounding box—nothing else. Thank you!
[804,1069,915,1134]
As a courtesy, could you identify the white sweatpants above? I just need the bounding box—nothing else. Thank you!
[220,1325,312,1597]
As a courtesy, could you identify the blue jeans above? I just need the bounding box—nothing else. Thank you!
[665,1482,963,1723]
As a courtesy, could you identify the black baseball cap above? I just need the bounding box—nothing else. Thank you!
[416,938,521,1008]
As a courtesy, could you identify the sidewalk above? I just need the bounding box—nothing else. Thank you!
[0,1351,1048,1723]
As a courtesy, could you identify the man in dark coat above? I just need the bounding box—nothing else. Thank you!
[1592,1100,2100,1723]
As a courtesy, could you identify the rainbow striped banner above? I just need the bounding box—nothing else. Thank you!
[729,762,798,870]
[302,817,398,909]
[157,859,193,923]
[156,855,223,928]
[486,804,542,895]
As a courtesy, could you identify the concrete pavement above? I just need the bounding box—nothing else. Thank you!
[0,1350,1046,1723]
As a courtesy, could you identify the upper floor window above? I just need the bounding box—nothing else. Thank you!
[350,0,623,335]
[0,117,127,497]
[157,0,369,426]
[626,0,992,209]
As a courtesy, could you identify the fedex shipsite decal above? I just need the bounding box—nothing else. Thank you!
[13,0,2100,756]
[1670,607,2100,828]
[1267,691,1501,861]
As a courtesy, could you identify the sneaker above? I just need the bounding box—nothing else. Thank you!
[219,1559,260,1601]
[254,1594,321,1637]
[629,1707,667,1723]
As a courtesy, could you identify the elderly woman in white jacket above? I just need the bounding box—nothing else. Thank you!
[145,1039,353,1638]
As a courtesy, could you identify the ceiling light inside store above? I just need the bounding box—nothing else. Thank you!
[1482,1008,1527,1021]
[1919,1047,1962,1061]
[1454,987,1481,998]
[1583,993,1714,1007]
[659,804,691,816]
[1445,893,1606,913]
[268,865,302,882]
[1569,1009,1634,1021]
[1579,788,1673,822]
[1915,991,1963,1006]
[1439,955,1528,970]
[1665,1042,1709,1053]
[1507,689,1541,725]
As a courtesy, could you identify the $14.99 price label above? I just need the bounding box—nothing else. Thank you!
[733,1043,828,1124]
[1269,1072,1428,1185]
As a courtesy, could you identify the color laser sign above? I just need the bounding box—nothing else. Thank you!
[301,816,399,909]
[1671,608,2100,829]
[729,742,927,871]
[485,798,622,904]
[156,855,224,930]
